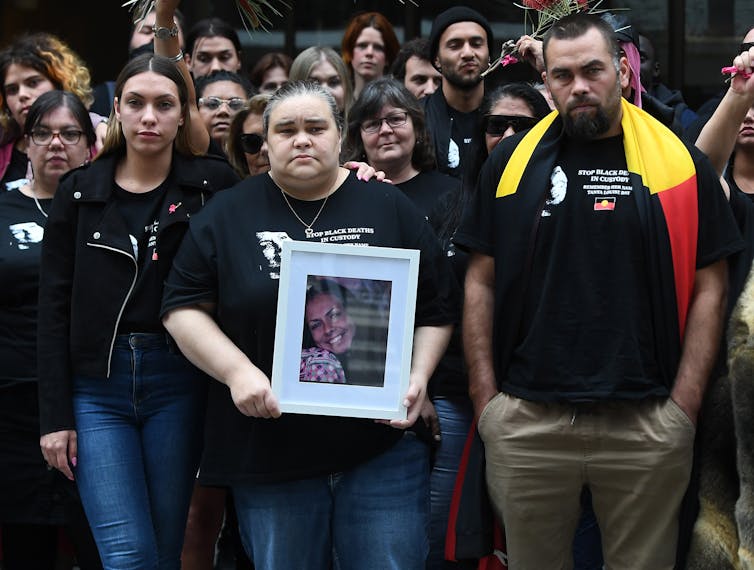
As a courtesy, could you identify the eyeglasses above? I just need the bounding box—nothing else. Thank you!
[198,96,246,112]
[30,128,84,146]
[240,132,264,154]
[741,42,754,54]
[484,115,538,136]
[361,111,409,134]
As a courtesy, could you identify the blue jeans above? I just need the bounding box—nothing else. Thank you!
[232,431,430,570]
[428,396,474,569]
[72,334,206,570]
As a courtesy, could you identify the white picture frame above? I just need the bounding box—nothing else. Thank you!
[271,240,420,420]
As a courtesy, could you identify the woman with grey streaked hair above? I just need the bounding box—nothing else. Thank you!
[161,79,458,569]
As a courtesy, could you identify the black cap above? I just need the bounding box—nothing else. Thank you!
[428,7,494,64]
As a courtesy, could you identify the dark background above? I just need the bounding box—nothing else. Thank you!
[1,0,751,109]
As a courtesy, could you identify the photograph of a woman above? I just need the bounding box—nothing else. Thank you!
[300,276,390,387]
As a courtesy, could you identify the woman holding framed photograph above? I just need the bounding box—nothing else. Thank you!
[161,80,457,569]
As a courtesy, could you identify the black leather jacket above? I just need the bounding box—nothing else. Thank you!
[37,151,239,435]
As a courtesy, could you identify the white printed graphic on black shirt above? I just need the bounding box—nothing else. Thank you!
[146,218,159,260]
[542,166,568,217]
[129,234,138,259]
[257,230,292,279]
[580,168,632,211]
[9,221,43,249]
[447,138,460,169]
[5,178,28,192]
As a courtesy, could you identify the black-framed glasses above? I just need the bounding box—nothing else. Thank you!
[30,128,84,146]
[740,42,754,54]
[240,132,264,154]
[361,111,409,134]
[484,115,538,136]
[199,96,246,112]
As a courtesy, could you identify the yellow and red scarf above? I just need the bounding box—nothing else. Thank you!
[495,99,698,339]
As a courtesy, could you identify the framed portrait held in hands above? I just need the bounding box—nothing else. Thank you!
[271,240,419,420]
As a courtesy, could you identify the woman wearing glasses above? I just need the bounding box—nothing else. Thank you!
[343,77,475,569]
[37,55,238,568]
[0,90,101,569]
[482,82,551,154]
[196,70,253,151]
[0,32,107,192]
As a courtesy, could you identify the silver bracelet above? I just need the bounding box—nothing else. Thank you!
[168,51,184,62]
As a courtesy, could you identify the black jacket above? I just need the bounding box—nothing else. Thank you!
[37,151,239,435]
[422,88,487,191]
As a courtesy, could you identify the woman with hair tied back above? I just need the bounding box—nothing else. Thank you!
[0,90,101,570]
[161,80,458,569]
[481,82,551,154]
[184,17,242,79]
[37,54,238,568]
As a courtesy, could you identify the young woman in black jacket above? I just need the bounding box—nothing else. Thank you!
[37,54,238,568]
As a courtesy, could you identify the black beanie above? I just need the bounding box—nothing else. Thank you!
[428,7,494,64]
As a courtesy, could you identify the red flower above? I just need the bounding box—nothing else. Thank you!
[522,0,559,8]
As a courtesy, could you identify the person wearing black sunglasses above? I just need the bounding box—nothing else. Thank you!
[481,83,550,154]
[225,93,272,178]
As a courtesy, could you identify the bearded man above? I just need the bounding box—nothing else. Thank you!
[424,7,493,185]
[455,13,743,570]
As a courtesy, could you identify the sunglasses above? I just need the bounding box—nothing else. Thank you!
[485,115,538,136]
[199,96,246,112]
[240,132,264,154]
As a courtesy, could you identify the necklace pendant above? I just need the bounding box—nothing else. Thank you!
[305,227,315,238]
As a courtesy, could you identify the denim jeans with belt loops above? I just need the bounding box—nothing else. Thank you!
[72,333,206,570]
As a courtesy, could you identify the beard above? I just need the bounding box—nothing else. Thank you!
[562,103,612,140]
[559,76,623,140]
[437,57,484,91]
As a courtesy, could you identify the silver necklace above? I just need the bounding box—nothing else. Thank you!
[30,183,49,218]
[280,188,330,238]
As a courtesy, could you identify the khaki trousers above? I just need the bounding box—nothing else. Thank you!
[478,393,695,570]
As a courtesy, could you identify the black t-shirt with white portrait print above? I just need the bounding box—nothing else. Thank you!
[0,189,50,386]
[507,135,662,399]
[2,147,30,191]
[161,171,459,484]
[113,179,167,333]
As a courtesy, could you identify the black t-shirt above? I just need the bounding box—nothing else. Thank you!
[444,107,480,178]
[2,147,29,191]
[397,169,460,221]
[507,135,663,399]
[113,180,167,333]
[398,170,468,398]
[162,171,458,484]
[456,132,743,401]
[0,189,50,387]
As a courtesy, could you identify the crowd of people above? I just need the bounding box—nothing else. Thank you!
[1,0,754,569]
